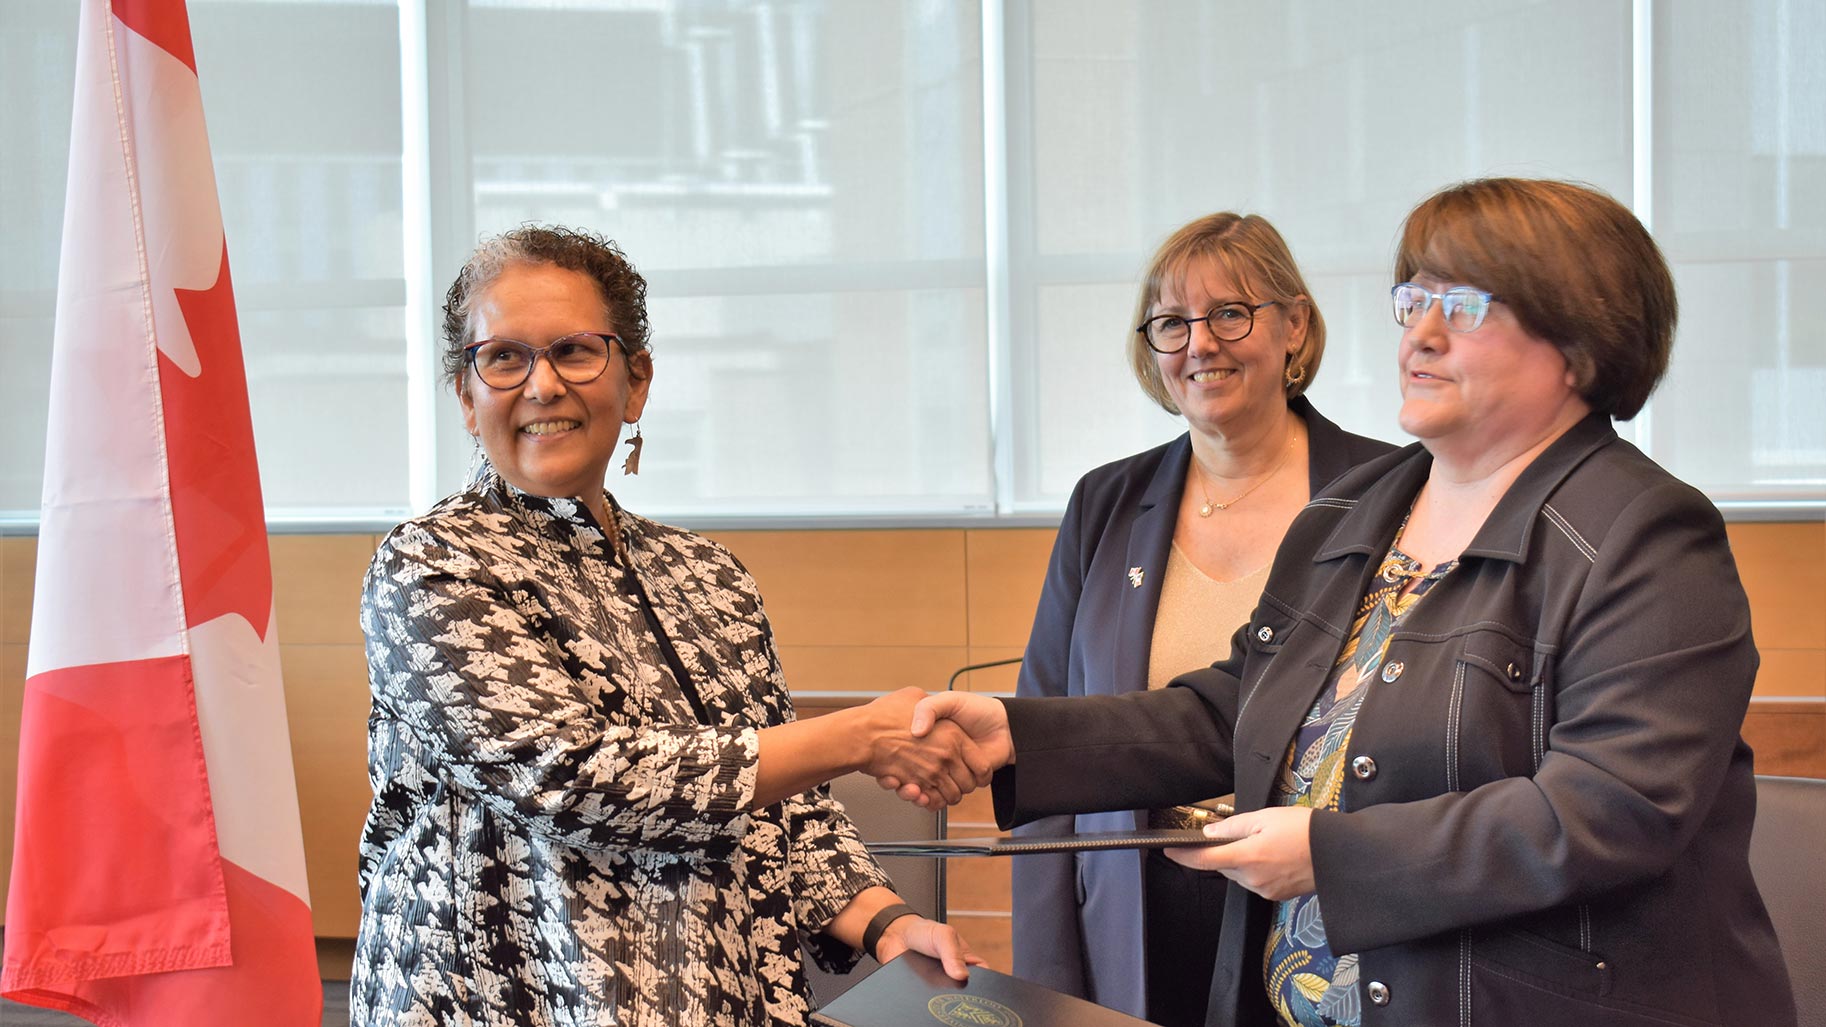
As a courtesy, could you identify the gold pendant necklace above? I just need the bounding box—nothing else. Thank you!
[1194,432,1297,517]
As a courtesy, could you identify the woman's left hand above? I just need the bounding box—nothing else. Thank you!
[1164,805,1316,901]
[875,915,986,981]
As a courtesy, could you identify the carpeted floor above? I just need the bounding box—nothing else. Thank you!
[0,980,349,1025]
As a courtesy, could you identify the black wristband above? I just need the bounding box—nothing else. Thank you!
[862,902,918,961]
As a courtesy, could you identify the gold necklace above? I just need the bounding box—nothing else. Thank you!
[1193,432,1297,517]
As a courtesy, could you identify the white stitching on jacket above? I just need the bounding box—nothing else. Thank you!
[1542,504,1598,563]
[1460,929,1472,1027]
[1447,664,1465,793]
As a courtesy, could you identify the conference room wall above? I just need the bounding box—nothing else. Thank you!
[1,524,1821,970]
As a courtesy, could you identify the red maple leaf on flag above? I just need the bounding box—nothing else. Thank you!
[163,244,274,638]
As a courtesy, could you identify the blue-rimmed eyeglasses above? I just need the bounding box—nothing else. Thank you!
[464,332,623,390]
[1136,301,1278,354]
[1391,283,1501,333]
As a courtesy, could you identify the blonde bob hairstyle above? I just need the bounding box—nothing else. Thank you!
[1127,213,1324,415]
[1395,178,1675,420]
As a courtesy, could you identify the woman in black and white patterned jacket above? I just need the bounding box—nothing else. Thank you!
[353,225,986,1027]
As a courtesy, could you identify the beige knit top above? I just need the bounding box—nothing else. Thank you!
[1146,543,1272,691]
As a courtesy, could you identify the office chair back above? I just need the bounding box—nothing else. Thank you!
[1749,774,1826,1026]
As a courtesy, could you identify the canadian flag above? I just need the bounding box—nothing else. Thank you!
[2,1,321,1024]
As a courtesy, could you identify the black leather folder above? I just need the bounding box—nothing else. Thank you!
[811,951,1152,1026]
[864,828,1228,857]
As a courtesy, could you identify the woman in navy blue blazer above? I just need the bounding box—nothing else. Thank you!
[1012,213,1391,1026]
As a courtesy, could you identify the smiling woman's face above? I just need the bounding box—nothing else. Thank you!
[458,262,651,512]
[1151,257,1304,439]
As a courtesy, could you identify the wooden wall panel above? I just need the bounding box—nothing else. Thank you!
[0,645,22,923]
[1756,649,1826,700]
[963,528,1055,648]
[959,647,1025,693]
[949,911,1012,973]
[1731,523,1826,706]
[270,534,380,646]
[949,788,998,831]
[776,644,969,694]
[281,643,374,938]
[946,855,1012,913]
[955,528,1053,693]
[1744,700,1826,779]
[2,538,34,646]
[1728,523,1826,650]
[708,530,968,647]
[0,537,26,926]
[0,537,31,925]
[2,521,1823,965]
[270,533,383,938]
[944,786,1013,971]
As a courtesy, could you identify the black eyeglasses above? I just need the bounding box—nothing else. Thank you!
[1136,301,1277,354]
[463,332,623,390]
[1391,283,1501,333]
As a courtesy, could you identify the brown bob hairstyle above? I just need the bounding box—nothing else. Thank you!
[440,224,653,389]
[1127,213,1324,415]
[1395,178,1675,421]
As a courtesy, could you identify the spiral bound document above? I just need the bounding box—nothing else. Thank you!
[863,828,1230,858]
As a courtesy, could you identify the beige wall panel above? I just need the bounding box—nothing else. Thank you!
[281,643,374,938]
[1728,522,1826,650]
[2,538,36,645]
[963,528,1056,649]
[945,911,1011,973]
[708,530,968,647]
[1743,701,1826,779]
[945,856,1011,914]
[4,518,1823,945]
[1754,648,1826,700]
[0,645,23,922]
[948,788,997,831]
[775,645,968,695]
[271,534,380,646]
[960,647,1025,693]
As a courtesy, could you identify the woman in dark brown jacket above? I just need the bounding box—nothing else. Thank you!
[910,178,1796,1027]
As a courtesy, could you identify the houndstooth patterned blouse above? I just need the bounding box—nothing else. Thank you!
[352,469,891,1026]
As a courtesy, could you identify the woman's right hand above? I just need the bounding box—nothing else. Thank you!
[854,688,996,807]
[881,692,1014,808]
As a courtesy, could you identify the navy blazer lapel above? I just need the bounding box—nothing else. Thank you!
[1113,433,1189,695]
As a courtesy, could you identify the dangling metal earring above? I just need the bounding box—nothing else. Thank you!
[467,434,484,483]
[1284,359,1307,390]
[621,422,644,476]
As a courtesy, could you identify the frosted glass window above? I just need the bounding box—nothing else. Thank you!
[1651,0,1826,500]
[6,0,1822,525]
[1009,0,1633,509]
[194,0,408,517]
[455,0,990,515]
[613,289,989,515]
[0,2,80,513]
[0,0,407,521]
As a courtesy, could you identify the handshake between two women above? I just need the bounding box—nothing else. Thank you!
[820,688,1013,809]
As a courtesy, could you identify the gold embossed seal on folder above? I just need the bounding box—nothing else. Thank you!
[928,994,1023,1027]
